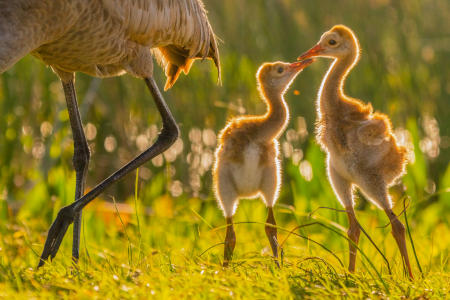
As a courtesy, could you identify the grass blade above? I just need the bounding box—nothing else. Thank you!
[403,197,423,276]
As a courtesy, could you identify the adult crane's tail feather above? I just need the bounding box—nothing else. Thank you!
[151,0,220,89]
[209,30,222,85]
[104,0,221,88]
[154,32,221,90]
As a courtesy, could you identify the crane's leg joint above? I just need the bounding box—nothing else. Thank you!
[72,143,90,175]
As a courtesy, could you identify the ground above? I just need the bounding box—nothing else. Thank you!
[0,180,448,299]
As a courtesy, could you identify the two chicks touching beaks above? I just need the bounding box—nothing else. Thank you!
[212,25,414,278]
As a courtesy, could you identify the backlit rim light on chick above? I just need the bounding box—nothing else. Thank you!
[213,59,313,266]
[297,24,413,278]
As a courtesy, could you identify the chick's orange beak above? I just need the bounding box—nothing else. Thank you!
[297,44,324,60]
[289,58,314,71]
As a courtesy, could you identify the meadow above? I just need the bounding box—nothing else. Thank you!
[0,0,449,299]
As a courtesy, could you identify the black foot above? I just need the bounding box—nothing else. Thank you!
[37,205,76,268]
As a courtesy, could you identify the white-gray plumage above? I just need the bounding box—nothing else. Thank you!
[0,0,220,87]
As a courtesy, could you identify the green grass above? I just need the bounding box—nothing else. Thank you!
[0,0,449,298]
[0,167,448,299]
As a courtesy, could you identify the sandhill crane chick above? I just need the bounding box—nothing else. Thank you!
[298,25,413,278]
[0,0,220,267]
[213,59,313,266]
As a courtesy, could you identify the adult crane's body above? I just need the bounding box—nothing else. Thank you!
[1,0,219,85]
[0,0,220,267]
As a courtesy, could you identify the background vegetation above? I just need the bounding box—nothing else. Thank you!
[0,0,449,298]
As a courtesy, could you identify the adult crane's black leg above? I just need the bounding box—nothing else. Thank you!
[38,77,179,268]
[61,80,91,265]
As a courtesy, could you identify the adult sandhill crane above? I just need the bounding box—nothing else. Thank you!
[0,0,220,268]
[213,59,313,267]
[298,25,413,278]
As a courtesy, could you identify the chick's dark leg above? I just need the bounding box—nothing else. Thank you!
[265,207,280,267]
[385,209,414,278]
[38,77,179,267]
[345,207,361,273]
[328,165,358,272]
[223,217,236,267]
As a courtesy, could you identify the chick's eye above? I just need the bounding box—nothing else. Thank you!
[277,67,284,73]
[328,39,337,45]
